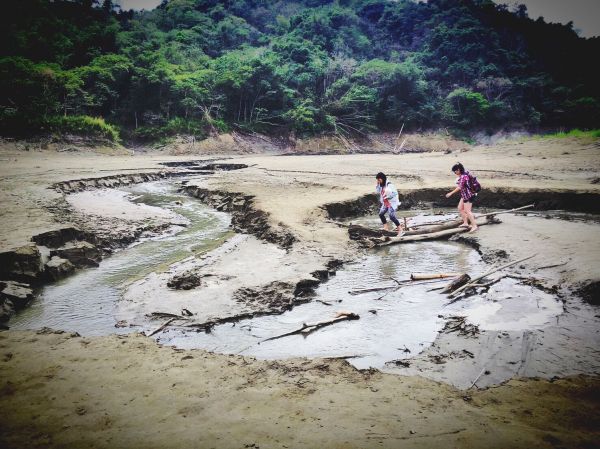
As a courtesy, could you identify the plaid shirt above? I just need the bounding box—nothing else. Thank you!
[457,172,475,200]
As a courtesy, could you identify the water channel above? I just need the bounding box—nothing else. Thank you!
[11,181,563,370]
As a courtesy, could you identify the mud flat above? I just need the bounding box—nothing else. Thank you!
[0,136,599,447]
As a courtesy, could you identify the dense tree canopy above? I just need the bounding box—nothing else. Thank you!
[1,0,599,141]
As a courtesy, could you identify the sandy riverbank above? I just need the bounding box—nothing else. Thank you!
[0,135,599,447]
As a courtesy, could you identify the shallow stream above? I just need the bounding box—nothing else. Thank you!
[11,182,564,370]
[11,182,231,335]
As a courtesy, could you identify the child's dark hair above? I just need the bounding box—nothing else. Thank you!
[451,163,465,174]
[376,172,387,185]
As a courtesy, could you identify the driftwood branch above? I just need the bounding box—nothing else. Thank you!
[410,273,461,281]
[146,318,177,337]
[445,275,507,305]
[441,274,471,294]
[349,277,455,296]
[148,312,182,320]
[476,204,535,219]
[448,254,537,299]
[535,261,568,271]
[469,367,487,389]
[262,312,359,342]
[349,285,398,295]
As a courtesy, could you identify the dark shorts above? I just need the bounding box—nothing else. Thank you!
[463,195,476,203]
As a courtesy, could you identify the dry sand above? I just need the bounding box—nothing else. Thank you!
[0,135,599,447]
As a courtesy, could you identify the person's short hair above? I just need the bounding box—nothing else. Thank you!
[451,163,464,174]
[376,172,387,184]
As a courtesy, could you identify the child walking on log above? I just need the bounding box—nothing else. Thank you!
[445,162,478,233]
[376,172,405,236]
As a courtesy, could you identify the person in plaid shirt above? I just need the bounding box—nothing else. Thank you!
[445,162,478,233]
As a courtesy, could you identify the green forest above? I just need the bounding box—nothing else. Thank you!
[1,0,599,142]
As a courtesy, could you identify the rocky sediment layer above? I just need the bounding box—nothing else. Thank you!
[0,222,173,323]
[1,171,193,323]
[51,171,187,194]
[183,186,296,248]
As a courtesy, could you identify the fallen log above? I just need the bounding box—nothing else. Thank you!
[440,274,471,293]
[349,221,465,241]
[348,224,397,240]
[375,217,499,246]
[262,312,359,342]
[448,254,537,299]
[403,220,463,236]
[405,219,462,231]
[410,273,461,281]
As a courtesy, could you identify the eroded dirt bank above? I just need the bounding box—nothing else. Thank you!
[1,136,599,447]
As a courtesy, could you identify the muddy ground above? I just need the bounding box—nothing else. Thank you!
[0,134,599,447]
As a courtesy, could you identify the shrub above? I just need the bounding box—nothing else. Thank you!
[45,115,120,142]
[132,118,208,141]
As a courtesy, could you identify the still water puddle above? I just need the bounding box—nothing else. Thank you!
[12,184,564,370]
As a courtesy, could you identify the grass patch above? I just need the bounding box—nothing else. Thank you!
[534,129,600,139]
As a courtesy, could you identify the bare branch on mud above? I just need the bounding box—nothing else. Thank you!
[145,318,177,337]
[535,261,569,271]
[410,273,462,281]
[469,367,487,389]
[262,312,360,342]
[349,277,454,296]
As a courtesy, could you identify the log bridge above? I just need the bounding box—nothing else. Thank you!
[348,205,534,247]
